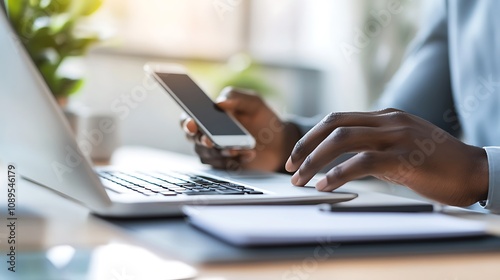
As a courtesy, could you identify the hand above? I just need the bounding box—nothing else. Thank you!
[285,108,489,206]
[181,87,301,172]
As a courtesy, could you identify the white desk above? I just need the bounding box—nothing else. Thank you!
[3,146,500,280]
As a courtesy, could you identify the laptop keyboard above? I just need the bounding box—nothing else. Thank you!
[98,171,264,196]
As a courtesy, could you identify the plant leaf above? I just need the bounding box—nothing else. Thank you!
[24,26,57,55]
[49,14,72,34]
[72,0,103,17]
[82,0,103,16]
[7,0,101,98]
[5,0,27,25]
[44,0,71,14]
[56,77,84,97]
[38,60,59,87]
[59,35,99,56]
[28,0,40,8]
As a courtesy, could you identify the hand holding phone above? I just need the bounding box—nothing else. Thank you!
[146,64,255,149]
[146,63,302,172]
[181,87,302,172]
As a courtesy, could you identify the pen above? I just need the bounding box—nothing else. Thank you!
[318,203,434,213]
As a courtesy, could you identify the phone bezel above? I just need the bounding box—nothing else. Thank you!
[145,63,256,150]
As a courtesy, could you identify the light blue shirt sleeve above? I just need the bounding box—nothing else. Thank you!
[376,1,499,211]
[483,147,500,213]
[289,1,500,211]
[375,0,459,136]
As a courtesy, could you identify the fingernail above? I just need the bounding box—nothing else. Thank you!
[201,136,213,148]
[316,178,328,191]
[285,157,293,172]
[216,99,231,106]
[183,121,195,136]
[216,99,227,104]
[291,172,300,185]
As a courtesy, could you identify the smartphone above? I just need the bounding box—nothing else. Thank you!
[145,64,256,149]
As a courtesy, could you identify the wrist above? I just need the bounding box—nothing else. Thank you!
[469,147,489,203]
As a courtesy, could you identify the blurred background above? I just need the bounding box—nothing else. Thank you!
[16,0,433,156]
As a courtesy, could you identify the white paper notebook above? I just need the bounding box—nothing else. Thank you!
[183,205,487,246]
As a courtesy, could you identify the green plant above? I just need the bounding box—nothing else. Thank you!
[218,64,275,98]
[5,0,103,99]
[216,53,275,98]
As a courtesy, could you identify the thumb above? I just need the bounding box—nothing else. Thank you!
[216,87,263,114]
[216,99,237,111]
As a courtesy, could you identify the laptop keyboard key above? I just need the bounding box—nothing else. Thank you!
[98,171,264,197]
[216,189,245,195]
[159,192,177,196]
[101,179,141,195]
[245,191,264,194]
[184,191,217,195]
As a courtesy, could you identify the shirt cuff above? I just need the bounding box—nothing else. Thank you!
[482,147,500,214]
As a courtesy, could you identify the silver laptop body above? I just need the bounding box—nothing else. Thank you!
[0,10,356,217]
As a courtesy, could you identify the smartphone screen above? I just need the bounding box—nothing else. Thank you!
[155,73,247,136]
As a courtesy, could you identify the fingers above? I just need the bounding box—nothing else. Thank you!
[285,112,386,172]
[216,87,265,115]
[239,150,257,163]
[315,152,389,192]
[196,144,228,169]
[290,127,389,186]
[182,118,198,136]
[182,87,266,146]
[182,87,263,171]
[195,144,256,170]
[179,112,190,127]
[200,135,214,148]
[181,118,215,147]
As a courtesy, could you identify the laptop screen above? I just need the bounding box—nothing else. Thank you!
[0,7,112,210]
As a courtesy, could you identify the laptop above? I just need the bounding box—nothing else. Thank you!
[0,8,357,217]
